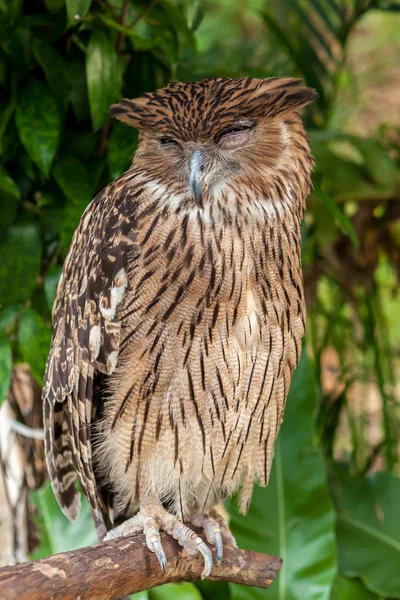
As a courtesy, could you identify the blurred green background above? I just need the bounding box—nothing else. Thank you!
[1,0,400,599]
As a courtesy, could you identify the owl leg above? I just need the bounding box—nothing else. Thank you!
[189,507,237,563]
[104,496,213,578]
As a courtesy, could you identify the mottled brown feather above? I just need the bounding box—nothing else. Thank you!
[43,77,315,527]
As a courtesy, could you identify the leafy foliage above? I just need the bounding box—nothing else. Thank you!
[0,0,400,599]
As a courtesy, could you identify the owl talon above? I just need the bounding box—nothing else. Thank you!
[214,531,223,563]
[196,537,213,578]
[150,537,168,573]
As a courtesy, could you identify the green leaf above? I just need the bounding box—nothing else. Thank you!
[53,157,96,249]
[30,481,97,559]
[86,29,122,131]
[330,575,378,600]
[0,223,41,308]
[107,121,137,179]
[313,188,358,247]
[44,265,62,313]
[18,308,51,385]
[228,351,337,600]
[149,583,203,600]
[0,333,12,405]
[336,471,400,599]
[0,168,20,232]
[344,136,398,191]
[66,0,92,27]
[15,81,61,176]
[32,38,70,112]
[44,0,65,12]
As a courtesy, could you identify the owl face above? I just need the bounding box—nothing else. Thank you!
[111,77,316,207]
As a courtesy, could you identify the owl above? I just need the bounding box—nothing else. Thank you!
[43,77,316,577]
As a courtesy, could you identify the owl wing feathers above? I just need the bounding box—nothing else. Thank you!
[42,182,138,522]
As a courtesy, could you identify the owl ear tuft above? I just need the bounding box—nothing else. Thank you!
[252,78,317,118]
[110,97,152,128]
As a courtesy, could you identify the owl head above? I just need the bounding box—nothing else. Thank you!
[111,77,316,209]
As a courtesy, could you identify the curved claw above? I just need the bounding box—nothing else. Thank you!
[196,536,213,579]
[214,530,223,563]
[148,533,168,573]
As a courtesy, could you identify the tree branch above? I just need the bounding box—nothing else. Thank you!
[0,532,282,600]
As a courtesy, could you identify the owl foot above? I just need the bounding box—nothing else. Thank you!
[189,507,238,563]
[104,497,213,578]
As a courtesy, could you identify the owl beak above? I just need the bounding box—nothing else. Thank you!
[189,150,206,208]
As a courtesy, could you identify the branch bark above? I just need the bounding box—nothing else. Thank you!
[0,532,282,600]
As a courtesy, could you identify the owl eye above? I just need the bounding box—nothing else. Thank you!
[214,122,254,144]
[159,135,179,147]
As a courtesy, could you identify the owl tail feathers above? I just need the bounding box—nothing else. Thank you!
[44,400,81,522]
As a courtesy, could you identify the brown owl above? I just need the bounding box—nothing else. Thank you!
[43,77,316,577]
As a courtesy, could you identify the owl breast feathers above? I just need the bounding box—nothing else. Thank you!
[43,77,316,529]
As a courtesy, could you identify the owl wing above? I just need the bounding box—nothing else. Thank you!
[42,183,138,522]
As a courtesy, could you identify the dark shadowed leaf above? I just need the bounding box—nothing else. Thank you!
[0,223,41,307]
[44,0,65,12]
[335,471,400,598]
[0,332,12,404]
[66,0,92,27]
[53,157,96,249]
[32,37,70,111]
[330,575,378,600]
[15,81,60,176]
[107,121,138,179]
[18,308,51,385]
[228,351,337,600]
[86,29,122,131]
[44,265,62,312]
[0,167,20,232]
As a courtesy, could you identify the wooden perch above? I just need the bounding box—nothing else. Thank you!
[0,532,282,600]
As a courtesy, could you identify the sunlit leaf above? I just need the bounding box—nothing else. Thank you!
[30,481,97,559]
[0,223,41,307]
[149,583,203,600]
[86,29,122,131]
[313,187,358,247]
[228,352,337,600]
[18,308,51,385]
[15,81,60,176]
[0,332,12,404]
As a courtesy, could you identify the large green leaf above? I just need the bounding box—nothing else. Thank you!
[18,308,51,385]
[228,352,337,600]
[32,37,70,111]
[335,471,400,598]
[330,575,378,600]
[86,29,122,131]
[66,0,92,27]
[15,81,60,176]
[0,223,41,307]
[0,332,12,405]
